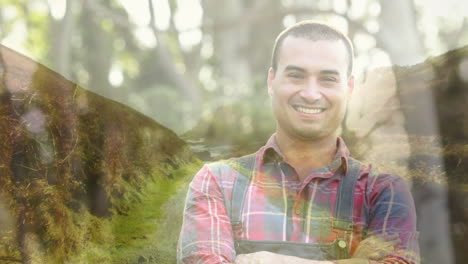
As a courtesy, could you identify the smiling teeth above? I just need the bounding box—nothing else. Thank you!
[296,107,323,114]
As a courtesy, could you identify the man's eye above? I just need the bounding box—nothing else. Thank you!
[288,73,304,79]
[321,77,338,82]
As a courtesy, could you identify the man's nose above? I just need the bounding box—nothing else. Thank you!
[299,79,322,102]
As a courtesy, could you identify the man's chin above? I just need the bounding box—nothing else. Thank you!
[289,128,326,141]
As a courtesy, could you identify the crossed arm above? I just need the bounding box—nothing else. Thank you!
[178,165,420,264]
[235,233,401,264]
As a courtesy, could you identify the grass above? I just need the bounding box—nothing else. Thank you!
[0,159,201,264]
[65,161,202,264]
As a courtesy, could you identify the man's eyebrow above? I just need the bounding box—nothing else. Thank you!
[320,70,340,76]
[283,66,340,76]
[284,65,306,72]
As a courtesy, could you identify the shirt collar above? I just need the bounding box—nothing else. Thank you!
[258,134,350,174]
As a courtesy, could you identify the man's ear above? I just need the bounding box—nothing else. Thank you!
[267,67,275,97]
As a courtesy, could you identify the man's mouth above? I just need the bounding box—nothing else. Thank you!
[293,106,325,114]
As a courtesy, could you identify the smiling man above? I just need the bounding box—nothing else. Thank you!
[178,21,420,264]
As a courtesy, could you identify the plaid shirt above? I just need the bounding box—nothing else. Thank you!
[178,135,420,264]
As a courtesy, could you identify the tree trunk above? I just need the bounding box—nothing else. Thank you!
[50,0,75,79]
[204,0,252,98]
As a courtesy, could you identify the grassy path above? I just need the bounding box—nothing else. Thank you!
[69,161,201,264]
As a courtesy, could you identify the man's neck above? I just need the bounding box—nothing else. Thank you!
[275,131,338,182]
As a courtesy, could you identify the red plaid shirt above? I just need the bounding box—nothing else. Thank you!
[178,135,420,263]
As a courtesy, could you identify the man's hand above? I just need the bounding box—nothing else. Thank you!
[352,233,401,261]
[235,251,287,264]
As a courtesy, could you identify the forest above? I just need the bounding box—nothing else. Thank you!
[0,0,468,263]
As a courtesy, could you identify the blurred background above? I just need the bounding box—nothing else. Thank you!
[1,0,468,263]
[1,0,467,134]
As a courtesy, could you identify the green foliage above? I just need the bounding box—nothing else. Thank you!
[0,44,196,263]
[0,145,199,263]
[108,162,200,263]
[62,162,201,264]
[24,10,50,60]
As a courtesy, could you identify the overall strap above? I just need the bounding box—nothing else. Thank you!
[332,158,362,231]
[229,154,256,232]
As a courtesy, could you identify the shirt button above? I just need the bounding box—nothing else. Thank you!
[338,240,347,248]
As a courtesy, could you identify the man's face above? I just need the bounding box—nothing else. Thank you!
[267,37,354,141]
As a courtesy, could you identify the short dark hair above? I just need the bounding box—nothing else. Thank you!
[270,21,354,76]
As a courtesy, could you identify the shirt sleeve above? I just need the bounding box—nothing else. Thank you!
[365,173,421,264]
[178,164,235,264]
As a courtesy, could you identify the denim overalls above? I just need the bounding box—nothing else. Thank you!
[224,154,361,260]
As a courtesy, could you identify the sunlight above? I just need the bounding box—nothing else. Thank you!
[1,20,30,58]
[135,27,157,48]
[119,0,150,26]
[174,0,203,31]
[116,0,201,49]
[109,64,124,87]
[46,0,66,20]
[174,0,203,49]
[153,0,171,30]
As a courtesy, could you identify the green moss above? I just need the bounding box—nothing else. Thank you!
[66,161,202,264]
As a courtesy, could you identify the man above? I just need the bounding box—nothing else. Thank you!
[178,21,419,264]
